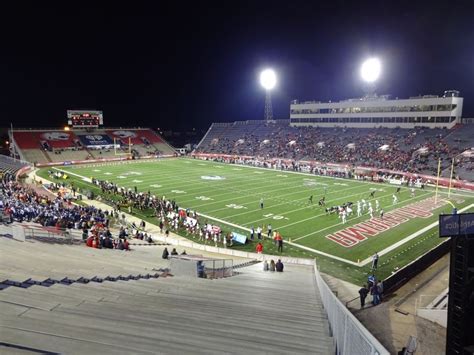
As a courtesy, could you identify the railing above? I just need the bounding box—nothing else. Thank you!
[194,123,214,150]
[313,261,389,355]
[20,226,83,244]
[202,259,233,279]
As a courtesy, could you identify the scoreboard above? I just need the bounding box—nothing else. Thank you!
[67,110,103,128]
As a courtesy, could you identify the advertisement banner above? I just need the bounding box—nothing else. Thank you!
[439,213,474,237]
[77,134,114,147]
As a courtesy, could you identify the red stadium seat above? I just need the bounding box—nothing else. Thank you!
[12,131,77,149]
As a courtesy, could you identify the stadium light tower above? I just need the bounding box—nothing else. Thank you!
[260,69,277,121]
[360,57,381,95]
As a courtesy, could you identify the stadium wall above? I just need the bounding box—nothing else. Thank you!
[383,239,451,295]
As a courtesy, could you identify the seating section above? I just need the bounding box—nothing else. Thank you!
[196,120,474,181]
[48,149,91,162]
[0,236,333,354]
[10,128,176,165]
[21,149,52,165]
[0,155,29,176]
[107,129,176,156]
[107,129,163,145]
[12,130,77,150]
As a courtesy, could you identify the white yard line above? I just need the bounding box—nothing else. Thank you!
[286,241,360,266]
[203,182,367,215]
[53,167,92,182]
[197,212,252,232]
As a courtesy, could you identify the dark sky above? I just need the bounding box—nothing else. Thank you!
[1,1,473,130]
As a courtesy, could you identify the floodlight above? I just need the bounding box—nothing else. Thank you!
[260,69,277,90]
[360,58,381,83]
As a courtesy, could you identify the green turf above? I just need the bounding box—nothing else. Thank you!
[37,158,474,284]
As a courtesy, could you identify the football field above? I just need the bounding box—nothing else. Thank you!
[40,158,474,281]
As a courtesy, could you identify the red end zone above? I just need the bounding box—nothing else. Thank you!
[326,197,454,247]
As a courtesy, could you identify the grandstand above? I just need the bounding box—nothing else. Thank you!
[0,155,30,174]
[9,128,176,166]
[0,229,389,354]
[194,120,474,181]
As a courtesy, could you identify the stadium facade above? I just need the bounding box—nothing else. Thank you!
[290,90,463,129]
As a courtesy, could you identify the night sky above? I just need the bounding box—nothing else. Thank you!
[1,1,473,131]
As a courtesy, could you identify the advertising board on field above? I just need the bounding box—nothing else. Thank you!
[439,213,474,237]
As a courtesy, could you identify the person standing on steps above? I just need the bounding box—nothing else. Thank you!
[359,284,369,308]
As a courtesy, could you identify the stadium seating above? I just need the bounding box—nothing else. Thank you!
[0,236,333,354]
[0,155,29,177]
[195,120,474,180]
[10,128,176,165]
[12,130,77,150]
[107,128,164,145]
[106,128,176,156]
[47,149,91,162]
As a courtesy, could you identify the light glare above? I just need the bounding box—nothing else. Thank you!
[360,58,381,83]
[260,69,277,90]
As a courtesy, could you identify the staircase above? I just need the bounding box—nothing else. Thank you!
[0,237,333,354]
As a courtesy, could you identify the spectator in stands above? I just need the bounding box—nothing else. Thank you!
[195,123,470,178]
[359,284,369,308]
[162,247,169,259]
[263,260,269,271]
[269,259,276,272]
[275,259,284,272]
[171,248,178,256]
[197,260,205,278]
[371,281,381,305]
[377,280,384,301]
